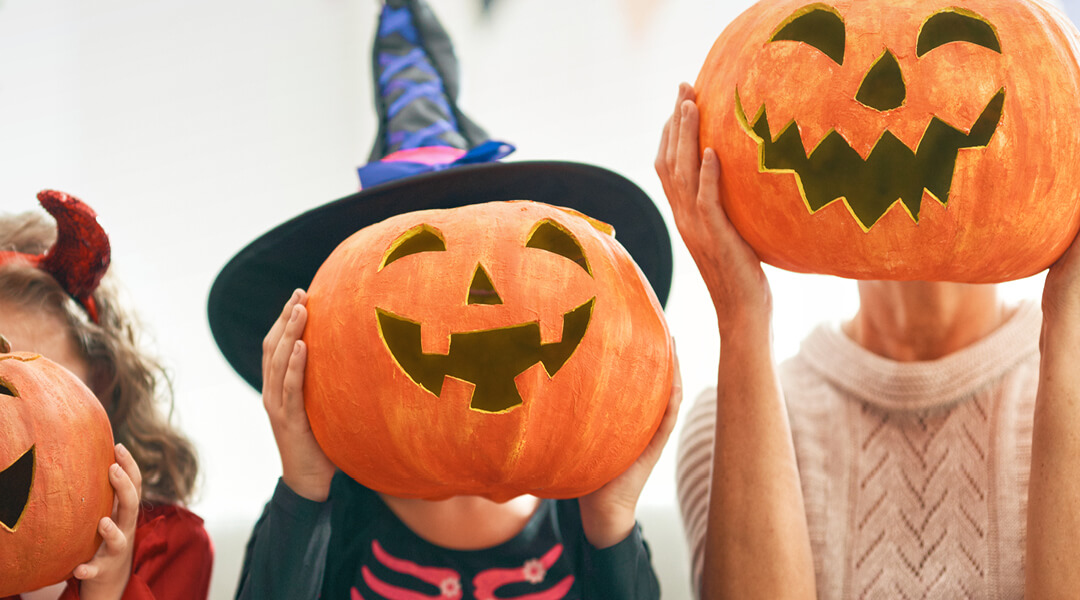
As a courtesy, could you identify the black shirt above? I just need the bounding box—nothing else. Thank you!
[236,472,661,600]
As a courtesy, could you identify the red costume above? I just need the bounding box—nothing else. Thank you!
[5,504,212,600]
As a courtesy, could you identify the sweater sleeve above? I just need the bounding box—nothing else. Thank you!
[580,523,660,600]
[235,479,333,600]
[675,388,718,600]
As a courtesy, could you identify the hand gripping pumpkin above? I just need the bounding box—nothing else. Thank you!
[697,0,1080,281]
[0,344,115,596]
[304,200,673,502]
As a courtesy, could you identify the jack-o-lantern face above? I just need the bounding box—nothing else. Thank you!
[0,351,114,597]
[304,201,672,502]
[698,0,1080,281]
[376,219,596,414]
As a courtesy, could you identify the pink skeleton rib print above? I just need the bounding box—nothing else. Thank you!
[352,540,574,600]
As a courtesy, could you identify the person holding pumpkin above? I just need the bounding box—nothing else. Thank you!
[661,0,1080,595]
[0,191,212,600]
[213,1,679,598]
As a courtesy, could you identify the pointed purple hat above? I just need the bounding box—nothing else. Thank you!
[208,0,671,390]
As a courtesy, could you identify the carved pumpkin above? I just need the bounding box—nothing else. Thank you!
[697,0,1080,281]
[304,200,672,502]
[0,348,114,596]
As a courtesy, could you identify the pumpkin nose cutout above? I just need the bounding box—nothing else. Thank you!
[856,50,905,112]
[467,265,502,305]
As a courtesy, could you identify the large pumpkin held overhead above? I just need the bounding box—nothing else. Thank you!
[303,201,673,503]
[697,0,1080,281]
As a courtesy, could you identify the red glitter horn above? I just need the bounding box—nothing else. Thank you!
[0,190,111,322]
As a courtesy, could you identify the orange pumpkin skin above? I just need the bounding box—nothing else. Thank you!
[304,200,672,502]
[0,352,114,596]
[698,0,1080,282]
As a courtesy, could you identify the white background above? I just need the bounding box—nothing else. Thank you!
[0,0,1065,598]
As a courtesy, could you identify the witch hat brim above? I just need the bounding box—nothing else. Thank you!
[207,0,671,390]
[207,160,671,390]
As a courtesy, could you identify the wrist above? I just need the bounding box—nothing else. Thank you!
[1040,310,1080,353]
[79,576,128,600]
[718,316,773,358]
[281,471,332,503]
[579,502,635,549]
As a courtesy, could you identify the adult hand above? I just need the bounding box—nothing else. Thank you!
[75,444,141,600]
[655,83,772,335]
[577,348,682,549]
[262,289,336,502]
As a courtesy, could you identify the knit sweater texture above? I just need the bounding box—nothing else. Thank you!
[676,301,1041,599]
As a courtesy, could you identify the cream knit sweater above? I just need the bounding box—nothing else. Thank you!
[676,302,1042,599]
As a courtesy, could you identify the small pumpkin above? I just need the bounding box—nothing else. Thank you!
[0,339,115,596]
[304,200,672,502]
[697,0,1080,281]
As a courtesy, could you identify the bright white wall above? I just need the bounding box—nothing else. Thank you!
[0,1,1055,599]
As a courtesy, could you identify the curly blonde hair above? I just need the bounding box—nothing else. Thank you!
[0,210,199,505]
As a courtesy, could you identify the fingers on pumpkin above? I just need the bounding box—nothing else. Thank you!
[98,516,128,555]
[263,289,306,374]
[280,305,307,369]
[656,118,671,175]
[114,443,142,498]
[658,84,698,201]
[671,86,694,152]
[645,349,683,459]
[266,302,307,411]
[73,518,124,579]
[663,86,683,169]
[669,346,683,408]
[75,561,99,580]
[698,149,730,229]
[282,340,307,414]
[674,101,702,198]
[109,462,139,533]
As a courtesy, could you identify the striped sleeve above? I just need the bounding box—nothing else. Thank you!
[675,387,719,599]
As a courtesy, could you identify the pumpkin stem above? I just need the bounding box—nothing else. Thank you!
[0,334,10,354]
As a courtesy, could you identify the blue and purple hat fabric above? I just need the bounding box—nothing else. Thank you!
[208,0,672,390]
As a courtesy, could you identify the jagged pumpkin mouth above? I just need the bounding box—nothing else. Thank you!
[376,298,595,413]
[0,446,34,532]
[734,88,1005,230]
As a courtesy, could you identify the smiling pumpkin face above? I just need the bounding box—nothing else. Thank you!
[698,0,1080,281]
[303,200,672,502]
[0,350,114,597]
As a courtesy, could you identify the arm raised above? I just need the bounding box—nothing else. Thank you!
[1026,231,1080,597]
[657,83,815,600]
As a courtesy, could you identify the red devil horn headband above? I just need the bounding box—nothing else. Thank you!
[0,190,111,323]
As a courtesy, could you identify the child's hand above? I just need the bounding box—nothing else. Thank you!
[74,443,141,600]
[577,349,682,549]
[263,289,336,502]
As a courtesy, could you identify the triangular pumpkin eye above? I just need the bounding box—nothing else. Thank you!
[526,220,591,276]
[0,379,15,397]
[917,9,1001,57]
[771,4,845,65]
[381,225,446,269]
[0,446,33,532]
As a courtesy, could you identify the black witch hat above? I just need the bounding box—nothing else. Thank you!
[207,0,672,390]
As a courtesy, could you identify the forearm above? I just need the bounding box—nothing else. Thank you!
[702,322,815,600]
[1026,312,1080,597]
[235,479,332,600]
